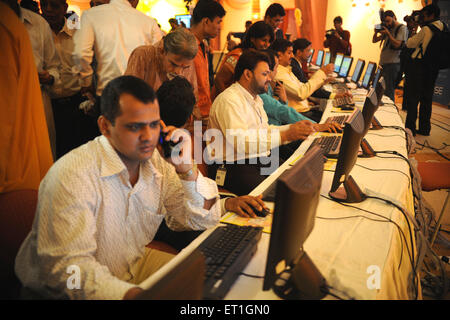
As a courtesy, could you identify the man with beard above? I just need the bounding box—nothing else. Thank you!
[207,50,316,195]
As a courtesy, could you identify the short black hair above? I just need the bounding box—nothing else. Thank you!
[333,16,343,24]
[262,49,278,71]
[292,38,311,54]
[234,49,270,82]
[264,3,285,18]
[383,10,397,20]
[422,4,440,19]
[241,21,274,49]
[101,76,156,125]
[156,77,196,127]
[269,38,293,54]
[192,0,226,25]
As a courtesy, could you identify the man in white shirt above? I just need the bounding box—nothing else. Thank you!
[41,0,98,158]
[271,38,334,122]
[15,76,221,300]
[21,6,60,159]
[207,50,323,195]
[73,0,162,99]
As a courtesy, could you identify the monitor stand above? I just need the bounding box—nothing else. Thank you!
[329,175,367,203]
[359,139,376,158]
[273,250,328,300]
[370,117,383,130]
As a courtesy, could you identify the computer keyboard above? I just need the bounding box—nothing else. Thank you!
[325,115,349,126]
[332,83,347,91]
[306,135,342,158]
[198,224,263,299]
[332,96,355,108]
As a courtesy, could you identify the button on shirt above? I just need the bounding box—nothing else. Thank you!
[207,82,289,162]
[73,0,163,96]
[15,135,221,300]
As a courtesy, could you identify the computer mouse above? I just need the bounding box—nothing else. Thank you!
[249,205,270,217]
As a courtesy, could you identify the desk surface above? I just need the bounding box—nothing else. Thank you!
[141,91,419,300]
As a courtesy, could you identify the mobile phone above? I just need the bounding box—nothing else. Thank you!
[159,129,177,158]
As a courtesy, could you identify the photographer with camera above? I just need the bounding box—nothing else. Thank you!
[404,4,447,136]
[372,10,407,103]
[323,16,351,60]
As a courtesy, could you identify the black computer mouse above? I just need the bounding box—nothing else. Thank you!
[249,205,270,217]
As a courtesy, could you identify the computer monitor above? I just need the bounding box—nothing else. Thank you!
[361,62,376,89]
[329,110,366,203]
[307,49,315,64]
[175,14,191,28]
[324,51,331,66]
[338,56,353,78]
[263,146,328,299]
[371,75,386,129]
[359,87,380,157]
[351,59,365,83]
[333,53,344,73]
[315,50,324,67]
[371,66,382,88]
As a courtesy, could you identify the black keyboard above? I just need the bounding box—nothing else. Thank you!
[306,135,342,158]
[198,224,263,299]
[325,115,349,126]
[332,96,355,107]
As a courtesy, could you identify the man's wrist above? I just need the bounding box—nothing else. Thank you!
[176,163,198,180]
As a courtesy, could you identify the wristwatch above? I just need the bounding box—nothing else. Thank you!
[177,163,198,180]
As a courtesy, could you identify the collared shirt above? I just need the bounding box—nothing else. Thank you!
[73,0,162,96]
[15,135,221,300]
[124,40,198,99]
[407,20,444,59]
[20,8,60,83]
[275,64,327,113]
[212,47,243,100]
[207,82,288,162]
[193,36,212,119]
[51,17,81,98]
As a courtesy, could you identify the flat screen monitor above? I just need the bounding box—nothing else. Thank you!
[351,59,365,83]
[361,62,376,89]
[315,50,324,67]
[375,75,386,103]
[334,53,344,73]
[307,49,315,64]
[338,56,353,78]
[329,110,366,203]
[371,66,382,88]
[263,146,327,299]
[324,51,331,66]
[175,14,191,28]
[361,87,379,138]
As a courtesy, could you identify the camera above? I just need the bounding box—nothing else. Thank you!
[325,29,335,39]
[404,10,423,26]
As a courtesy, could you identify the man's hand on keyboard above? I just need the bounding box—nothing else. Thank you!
[334,90,353,99]
[282,120,315,142]
[225,195,267,218]
[313,122,342,133]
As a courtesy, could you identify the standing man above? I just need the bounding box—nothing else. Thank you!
[264,3,286,40]
[405,4,445,136]
[324,16,351,60]
[20,6,60,160]
[73,0,162,102]
[372,10,407,103]
[189,0,226,127]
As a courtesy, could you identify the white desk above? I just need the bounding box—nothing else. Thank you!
[141,92,420,300]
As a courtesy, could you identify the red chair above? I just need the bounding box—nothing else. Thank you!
[416,161,450,247]
[0,190,38,299]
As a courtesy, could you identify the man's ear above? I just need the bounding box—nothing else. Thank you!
[98,115,111,137]
[243,69,253,81]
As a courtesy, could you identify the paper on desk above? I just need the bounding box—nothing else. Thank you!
[289,153,337,171]
[220,211,273,234]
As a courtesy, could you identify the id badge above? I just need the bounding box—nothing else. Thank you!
[215,165,226,187]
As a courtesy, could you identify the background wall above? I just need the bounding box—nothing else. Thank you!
[325,0,423,76]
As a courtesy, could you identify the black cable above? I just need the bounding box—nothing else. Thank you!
[366,132,405,139]
[431,121,450,133]
[415,140,450,161]
[239,272,264,279]
[354,163,411,188]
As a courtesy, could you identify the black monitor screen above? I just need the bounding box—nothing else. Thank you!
[361,87,379,137]
[324,51,331,66]
[351,59,365,83]
[263,147,324,292]
[372,67,382,88]
[338,57,353,77]
[175,14,191,28]
[307,49,315,64]
[334,54,344,73]
[362,62,376,88]
[316,50,324,66]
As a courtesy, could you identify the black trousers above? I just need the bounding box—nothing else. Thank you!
[405,60,439,136]
[52,92,99,159]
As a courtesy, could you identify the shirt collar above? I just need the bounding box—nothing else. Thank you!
[60,17,75,37]
[278,64,292,73]
[234,82,261,106]
[110,0,132,8]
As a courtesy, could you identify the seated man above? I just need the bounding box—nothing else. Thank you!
[270,39,334,122]
[153,77,269,251]
[15,76,221,300]
[125,27,201,120]
[291,38,351,101]
[207,50,323,196]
